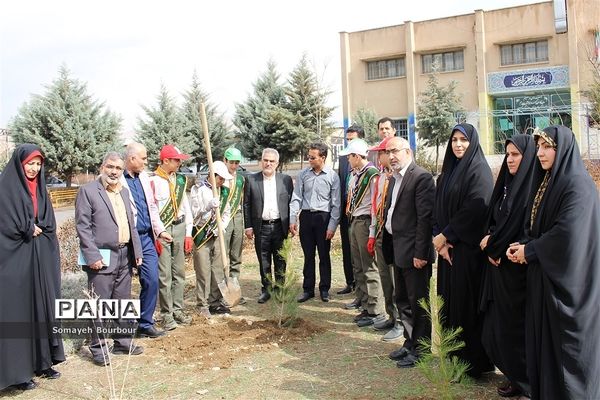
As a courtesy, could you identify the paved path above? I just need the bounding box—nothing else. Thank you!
[54,206,74,227]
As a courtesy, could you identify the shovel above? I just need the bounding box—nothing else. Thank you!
[199,102,241,307]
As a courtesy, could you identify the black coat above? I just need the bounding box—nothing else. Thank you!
[480,134,536,395]
[0,144,65,390]
[382,161,435,268]
[243,172,294,236]
[433,123,494,377]
[523,126,600,400]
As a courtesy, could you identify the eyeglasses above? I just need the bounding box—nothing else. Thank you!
[262,159,277,164]
[385,148,410,155]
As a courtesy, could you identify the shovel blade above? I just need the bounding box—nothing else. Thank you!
[218,276,241,307]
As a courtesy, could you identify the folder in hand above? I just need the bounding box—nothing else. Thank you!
[78,248,111,266]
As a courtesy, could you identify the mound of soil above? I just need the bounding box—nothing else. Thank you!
[146,317,323,369]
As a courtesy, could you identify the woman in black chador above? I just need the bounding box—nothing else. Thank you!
[432,123,494,378]
[480,135,535,398]
[507,126,600,400]
[0,144,65,391]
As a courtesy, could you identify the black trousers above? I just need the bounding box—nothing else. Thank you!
[299,211,331,294]
[339,213,354,286]
[394,263,432,355]
[255,222,286,292]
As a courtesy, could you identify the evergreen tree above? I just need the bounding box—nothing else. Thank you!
[272,54,335,166]
[352,107,379,144]
[233,60,288,162]
[417,68,464,174]
[181,71,232,167]
[10,65,122,186]
[136,84,192,168]
[584,61,600,127]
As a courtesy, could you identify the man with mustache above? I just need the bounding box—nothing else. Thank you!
[75,151,143,366]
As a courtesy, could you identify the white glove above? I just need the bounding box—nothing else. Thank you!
[209,197,220,210]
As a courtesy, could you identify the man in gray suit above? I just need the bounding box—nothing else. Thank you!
[243,148,294,303]
[76,152,143,366]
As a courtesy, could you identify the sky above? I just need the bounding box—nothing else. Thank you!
[1,0,538,135]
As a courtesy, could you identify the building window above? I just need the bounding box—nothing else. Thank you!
[500,40,548,66]
[394,119,408,139]
[366,58,406,80]
[421,50,464,73]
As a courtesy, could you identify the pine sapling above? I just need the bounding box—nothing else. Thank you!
[268,237,302,328]
[415,276,472,400]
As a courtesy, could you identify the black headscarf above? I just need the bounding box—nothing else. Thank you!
[434,123,493,245]
[484,134,536,259]
[0,144,64,390]
[523,125,600,399]
[0,144,55,246]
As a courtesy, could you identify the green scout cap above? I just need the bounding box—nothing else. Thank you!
[224,147,242,161]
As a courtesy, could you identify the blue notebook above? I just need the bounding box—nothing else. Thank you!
[78,248,111,266]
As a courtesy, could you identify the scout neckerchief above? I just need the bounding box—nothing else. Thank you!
[372,173,390,237]
[154,166,187,228]
[346,163,379,216]
[192,182,230,249]
[227,173,245,218]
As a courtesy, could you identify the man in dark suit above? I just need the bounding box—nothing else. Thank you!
[75,152,143,367]
[244,148,294,303]
[381,137,435,368]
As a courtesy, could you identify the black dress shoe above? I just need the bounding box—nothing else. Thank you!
[111,344,144,355]
[396,353,419,368]
[356,314,385,328]
[258,292,271,304]
[320,291,330,302]
[36,367,61,379]
[297,292,314,303]
[353,309,368,322]
[389,347,410,361]
[12,380,36,390]
[209,304,231,314]
[344,300,360,310]
[497,383,523,397]
[92,354,110,366]
[136,325,166,338]
[336,285,353,295]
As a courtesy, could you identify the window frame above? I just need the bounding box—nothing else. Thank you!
[366,57,406,80]
[421,50,464,73]
[500,40,549,66]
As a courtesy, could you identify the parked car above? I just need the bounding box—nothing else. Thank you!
[197,163,249,182]
[46,176,66,188]
[45,175,79,188]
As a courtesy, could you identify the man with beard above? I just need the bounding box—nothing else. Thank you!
[383,137,435,368]
[75,152,143,366]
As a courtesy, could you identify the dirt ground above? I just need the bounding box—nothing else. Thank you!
[148,317,324,369]
[1,234,506,399]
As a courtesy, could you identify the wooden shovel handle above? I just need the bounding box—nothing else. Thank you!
[199,103,229,276]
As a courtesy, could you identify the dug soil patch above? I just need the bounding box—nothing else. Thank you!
[146,317,324,369]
